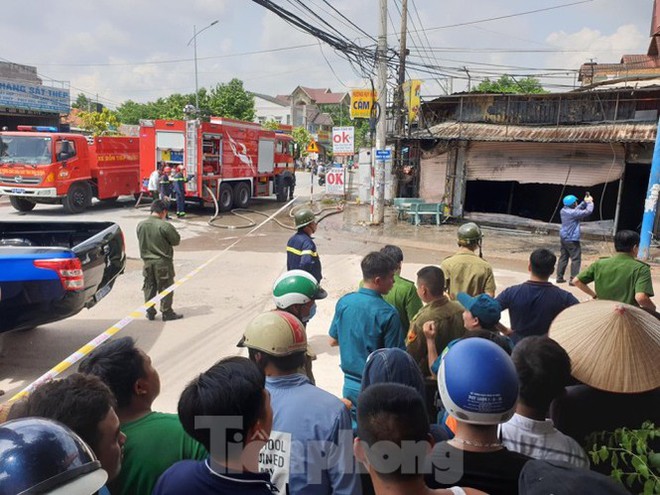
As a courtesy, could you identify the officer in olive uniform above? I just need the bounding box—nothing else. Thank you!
[573,229,656,313]
[440,222,496,300]
[286,208,322,283]
[380,245,423,332]
[406,266,465,378]
[137,200,183,321]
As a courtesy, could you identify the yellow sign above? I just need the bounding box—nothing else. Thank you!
[350,89,378,119]
[403,80,422,122]
[306,140,319,153]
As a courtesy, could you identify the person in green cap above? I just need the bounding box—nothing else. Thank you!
[440,222,495,300]
[286,208,322,283]
[272,269,328,384]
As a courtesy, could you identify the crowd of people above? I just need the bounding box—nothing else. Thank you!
[0,201,658,495]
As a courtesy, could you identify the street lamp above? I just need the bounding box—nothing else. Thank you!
[187,20,219,112]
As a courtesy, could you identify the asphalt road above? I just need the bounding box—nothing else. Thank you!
[0,174,532,411]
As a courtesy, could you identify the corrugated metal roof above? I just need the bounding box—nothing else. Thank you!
[417,121,657,143]
[621,54,660,68]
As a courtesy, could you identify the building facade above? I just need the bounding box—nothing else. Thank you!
[0,62,69,130]
[412,89,659,237]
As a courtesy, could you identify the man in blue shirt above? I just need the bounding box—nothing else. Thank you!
[239,311,361,495]
[153,357,276,495]
[556,193,594,284]
[497,248,579,344]
[287,208,322,283]
[329,251,403,419]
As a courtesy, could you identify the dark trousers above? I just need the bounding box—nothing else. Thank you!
[175,191,185,213]
[143,259,175,315]
[557,239,582,280]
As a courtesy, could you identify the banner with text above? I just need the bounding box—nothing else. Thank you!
[403,80,422,123]
[332,126,354,156]
[325,168,345,195]
[0,79,70,114]
[349,89,377,119]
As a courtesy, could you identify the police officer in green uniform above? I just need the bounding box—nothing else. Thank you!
[137,200,183,321]
[440,222,496,300]
[406,266,465,378]
[378,245,423,331]
[573,230,656,313]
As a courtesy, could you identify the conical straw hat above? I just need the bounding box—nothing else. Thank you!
[549,301,660,393]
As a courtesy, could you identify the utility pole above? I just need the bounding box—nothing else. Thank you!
[638,116,660,260]
[393,0,408,202]
[372,0,388,224]
[396,0,408,134]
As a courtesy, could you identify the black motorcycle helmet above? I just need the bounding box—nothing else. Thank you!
[0,417,107,494]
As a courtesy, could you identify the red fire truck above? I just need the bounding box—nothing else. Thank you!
[139,118,295,211]
[0,126,140,213]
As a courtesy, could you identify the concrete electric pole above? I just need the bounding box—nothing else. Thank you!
[372,0,388,224]
[393,0,408,204]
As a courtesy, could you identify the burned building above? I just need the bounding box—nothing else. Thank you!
[411,89,659,236]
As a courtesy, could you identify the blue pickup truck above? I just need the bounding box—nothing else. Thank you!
[0,221,126,333]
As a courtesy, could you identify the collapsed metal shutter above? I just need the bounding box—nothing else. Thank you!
[420,152,448,201]
[465,142,624,186]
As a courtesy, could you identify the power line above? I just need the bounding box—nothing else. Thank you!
[414,0,595,34]
[27,43,319,68]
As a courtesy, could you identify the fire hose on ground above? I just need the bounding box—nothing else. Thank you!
[204,184,344,230]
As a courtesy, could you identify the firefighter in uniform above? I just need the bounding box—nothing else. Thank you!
[272,269,328,384]
[440,222,496,300]
[137,200,183,321]
[171,165,189,218]
[286,208,322,283]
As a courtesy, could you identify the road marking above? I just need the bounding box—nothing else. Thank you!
[9,198,297,403]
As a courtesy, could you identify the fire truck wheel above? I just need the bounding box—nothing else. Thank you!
[9,197,36,212]
[219,183,234,212]
[63,182,92,214]
[233,182,251,209]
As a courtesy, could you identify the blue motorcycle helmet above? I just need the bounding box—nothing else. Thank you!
[437,338,518,425]
[0,417,107,494]
[562,195,578,207]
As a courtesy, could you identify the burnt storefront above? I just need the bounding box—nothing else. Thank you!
[413,91,660,235]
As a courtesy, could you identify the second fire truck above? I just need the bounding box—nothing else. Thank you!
[139,117,295,212]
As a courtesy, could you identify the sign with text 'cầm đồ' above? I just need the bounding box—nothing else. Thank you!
[350,89,377,119]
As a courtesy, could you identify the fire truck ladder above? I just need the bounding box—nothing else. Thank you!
[185,120,198,194]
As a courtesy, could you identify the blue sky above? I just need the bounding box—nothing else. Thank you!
[1,0,653,108]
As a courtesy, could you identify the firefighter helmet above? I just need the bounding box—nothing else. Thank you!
[0,417,108,495]
[273,270,327,309]
[294,208,316,229]
[563,195,578,207]
[457,222,482,245]
[237,310,307,356]
[163,166,172,174]
[176,165,185,172]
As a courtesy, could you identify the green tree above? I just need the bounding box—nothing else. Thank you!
[262,120,281,131]
[72,93,93,110]
[78,108,121,136]
[208,78,255,121]
[292,126,312,159]
[472,75,547,94]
